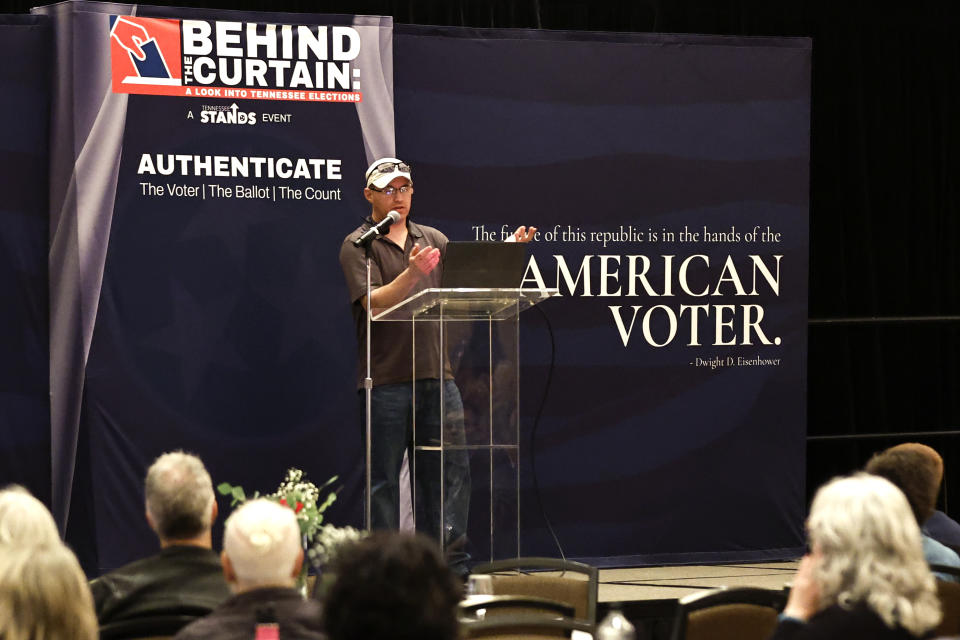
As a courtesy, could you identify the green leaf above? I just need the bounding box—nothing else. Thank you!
[317,475,339,491]
[230,486,246,506]
[318,492,337,512]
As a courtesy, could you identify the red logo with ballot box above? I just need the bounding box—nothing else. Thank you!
[110,16,183,96]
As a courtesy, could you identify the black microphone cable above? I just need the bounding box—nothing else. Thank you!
[528,302,565,562]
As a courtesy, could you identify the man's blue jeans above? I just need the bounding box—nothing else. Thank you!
[362,380,471,556]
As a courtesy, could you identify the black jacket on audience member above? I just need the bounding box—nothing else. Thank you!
[173,586,324,640]
[769,604,931,640]
[90,545,231,625]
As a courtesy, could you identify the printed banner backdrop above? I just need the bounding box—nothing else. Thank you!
[395,26,810,564]
[31,1,809,571]
[0,15,51,504]
[36,1,392,572]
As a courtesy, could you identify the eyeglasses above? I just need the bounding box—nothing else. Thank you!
[368,184,414,197]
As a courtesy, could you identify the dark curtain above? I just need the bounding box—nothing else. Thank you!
[0,14,51,504]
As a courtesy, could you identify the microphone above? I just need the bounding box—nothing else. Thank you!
[353,211,401,247]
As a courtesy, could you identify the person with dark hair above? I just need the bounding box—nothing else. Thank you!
[880,443,960,550]
[322,531,462,640]
[90,451,231,626]
[864,442,960,578]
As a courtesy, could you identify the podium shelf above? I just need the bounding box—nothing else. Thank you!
[414,444,520,452]
[372,288,558,321]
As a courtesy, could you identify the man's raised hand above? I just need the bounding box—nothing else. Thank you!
[506,226,538,243]
[409,243,441,275]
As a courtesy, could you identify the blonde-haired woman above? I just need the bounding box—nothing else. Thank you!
[0,543,98,640]
[769,473,941,639]
[0,484,61,546]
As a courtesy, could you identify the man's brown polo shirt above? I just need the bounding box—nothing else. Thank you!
[339,219,450,388]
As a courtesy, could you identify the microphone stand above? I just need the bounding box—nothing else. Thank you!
[356,211,399,532]
[364,249,373,531]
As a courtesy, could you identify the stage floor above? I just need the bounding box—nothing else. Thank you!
[595,560,799,603]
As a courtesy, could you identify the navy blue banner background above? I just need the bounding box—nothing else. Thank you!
[0,15,51,505]
[81,93,367,570]
[396,26,809,563]
[72,7,385,572]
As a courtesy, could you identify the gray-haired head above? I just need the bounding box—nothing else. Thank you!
[223,498,301,591]
[145,451,215,542]
[807,473,941,636]
[0,485,60,547]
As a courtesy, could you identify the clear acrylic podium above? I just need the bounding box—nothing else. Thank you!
[372,287,557,562]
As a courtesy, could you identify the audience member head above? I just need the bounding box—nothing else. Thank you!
[144,450,217,546]
[0,485,60,547]
[322,531,461,640]
[864,442,943,524]
[222,498,302,592]
[807,473,940,635]
[0,542,98,640]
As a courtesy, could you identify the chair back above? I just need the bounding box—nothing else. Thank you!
[930,563,960,637]
[99,614,200,640]
[461,612,586,639]
[934,577,960,637]
[461,594,576,619]
[669,587,786,640]
[471,557,598,630]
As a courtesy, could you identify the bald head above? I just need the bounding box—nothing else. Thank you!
[222,499,302,592]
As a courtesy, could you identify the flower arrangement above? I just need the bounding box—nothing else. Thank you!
[307,523,366,568]
[217,468,364,591]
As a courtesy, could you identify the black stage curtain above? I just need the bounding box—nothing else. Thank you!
[0,14,51,504]
[3,0,957,512]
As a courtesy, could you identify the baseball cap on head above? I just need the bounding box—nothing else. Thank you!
[365,157,412,189]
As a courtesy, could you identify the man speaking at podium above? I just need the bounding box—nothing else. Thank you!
[339,157,535,573]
